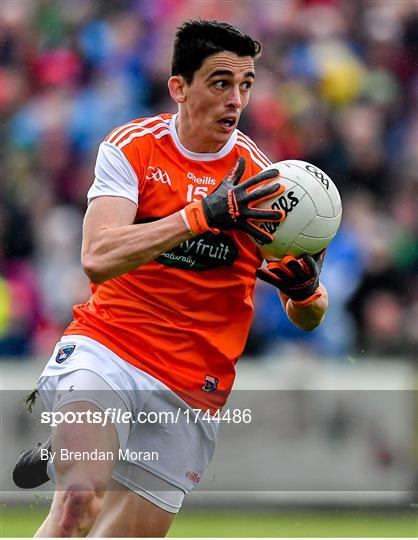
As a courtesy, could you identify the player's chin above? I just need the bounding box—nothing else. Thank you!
[212,124,235,144]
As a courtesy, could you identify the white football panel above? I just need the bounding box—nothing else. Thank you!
[301,213,342,238]
[293,234,335,253]
[281,160,341,217]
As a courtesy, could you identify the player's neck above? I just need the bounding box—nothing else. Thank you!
[175,113,225,154]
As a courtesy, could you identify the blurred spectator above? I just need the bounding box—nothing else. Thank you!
[1,0,417,362]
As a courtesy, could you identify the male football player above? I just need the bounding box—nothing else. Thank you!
[13,20,328,537]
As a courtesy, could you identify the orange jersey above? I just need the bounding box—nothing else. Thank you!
[65,114,272,411]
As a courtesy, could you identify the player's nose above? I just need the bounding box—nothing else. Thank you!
[226,85,242,110]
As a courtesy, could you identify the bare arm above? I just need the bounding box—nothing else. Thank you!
[81,196,192,284]
[278,283,328,331]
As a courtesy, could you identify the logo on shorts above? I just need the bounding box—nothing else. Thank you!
[202,374,218,393]
[186,470,201,484]
[55,345,76,364]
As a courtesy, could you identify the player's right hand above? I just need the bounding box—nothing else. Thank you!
[256,249,326,306]
[182,157,286,244]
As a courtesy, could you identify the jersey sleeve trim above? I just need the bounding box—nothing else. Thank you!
[103,116,171,155]
[236,132,272,169]
[87,142,139,206]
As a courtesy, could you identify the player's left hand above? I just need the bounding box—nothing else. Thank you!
[256,249,326,306]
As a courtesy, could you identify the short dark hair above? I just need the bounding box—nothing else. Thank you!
[171,19,261,84]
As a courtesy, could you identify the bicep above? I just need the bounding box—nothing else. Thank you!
[83,196,138,245]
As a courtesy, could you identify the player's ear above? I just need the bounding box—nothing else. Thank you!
[168,76,187,103]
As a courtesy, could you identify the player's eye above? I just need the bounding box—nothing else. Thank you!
[241,81,252,91]
[213,80,228,89]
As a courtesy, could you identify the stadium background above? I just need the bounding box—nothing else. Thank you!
[0,0,417,537]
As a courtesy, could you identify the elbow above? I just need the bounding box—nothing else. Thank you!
[81,253,105,285]
[297,313,325,332]
[300,320,322,332]
[288,311,325,332]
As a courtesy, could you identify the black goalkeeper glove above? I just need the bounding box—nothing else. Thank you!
[256,250,326,306]
[182,157,285,244]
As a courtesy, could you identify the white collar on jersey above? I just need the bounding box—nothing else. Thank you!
[169,113,237,161]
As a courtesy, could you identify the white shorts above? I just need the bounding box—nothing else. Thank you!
[38,335,219,513]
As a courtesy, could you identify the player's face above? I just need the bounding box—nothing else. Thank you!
[177,52,255,152]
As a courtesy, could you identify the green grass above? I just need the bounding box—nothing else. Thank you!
[1,506,417,537]
[171,510,417,537]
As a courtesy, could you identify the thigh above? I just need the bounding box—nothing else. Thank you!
[52,400,119,493]
[87,479,176,538]
[51,368,132,455]
[36,402,120,538]
[48,368,126,491]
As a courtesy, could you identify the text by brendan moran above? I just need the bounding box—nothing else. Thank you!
[40,448,159,463]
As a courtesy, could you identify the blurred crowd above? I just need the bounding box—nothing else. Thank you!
[1,0,417,361]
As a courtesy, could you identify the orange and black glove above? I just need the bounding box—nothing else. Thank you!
[181,157,285,244]
[256,250,326,306]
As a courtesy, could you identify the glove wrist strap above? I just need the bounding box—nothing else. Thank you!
[182,202,218,236]
[291,291,322,307]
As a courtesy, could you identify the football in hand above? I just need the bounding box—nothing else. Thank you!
[251,160,342,259]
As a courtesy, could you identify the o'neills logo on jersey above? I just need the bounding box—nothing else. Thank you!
[186,470,201,484]
[187,172,216,185]
[156,232,238,271]
[146,166,172,186]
